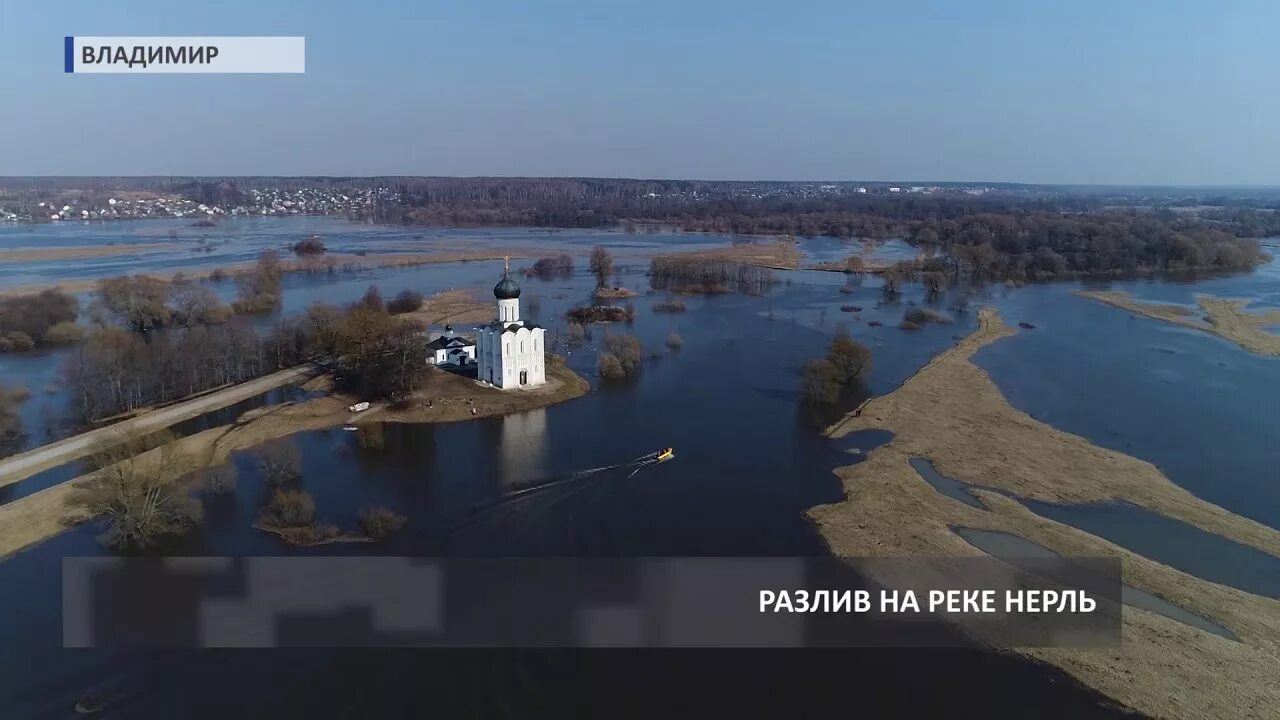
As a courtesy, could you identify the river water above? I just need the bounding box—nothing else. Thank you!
[0,219,1276,717]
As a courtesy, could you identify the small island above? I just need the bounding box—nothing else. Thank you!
[1077,290,1280,357]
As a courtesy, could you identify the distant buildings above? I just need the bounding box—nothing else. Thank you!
[425,325,476,367]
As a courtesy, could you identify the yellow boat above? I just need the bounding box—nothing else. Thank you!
[655,447,675,462]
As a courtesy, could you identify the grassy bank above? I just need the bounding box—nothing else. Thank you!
[1078,290,1280,357]
[812,308,1280,719]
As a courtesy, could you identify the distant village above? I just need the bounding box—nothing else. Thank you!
[0,182,995,224]
[0,186,398,224]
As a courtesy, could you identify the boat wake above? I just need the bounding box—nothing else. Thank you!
[447,449,675,533]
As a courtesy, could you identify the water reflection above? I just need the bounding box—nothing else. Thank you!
[954,527,1237,640]
[498,408,550,489]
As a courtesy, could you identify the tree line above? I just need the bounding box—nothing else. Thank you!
[908,212,1267,279]
[63,283,432,422]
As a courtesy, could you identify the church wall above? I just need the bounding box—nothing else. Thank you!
[476,325,546,389]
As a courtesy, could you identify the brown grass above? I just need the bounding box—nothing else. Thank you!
[0,243,175,263]
[594,287,638,300]
[1078,290,1280,357]
[813,307,1280,719]
[398,289,493,328]
[808,257,896,273]
[655,239,802,270]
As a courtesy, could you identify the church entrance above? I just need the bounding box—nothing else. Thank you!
[519,370,528,385]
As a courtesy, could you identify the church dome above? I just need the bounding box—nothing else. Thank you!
[494,274,521,299]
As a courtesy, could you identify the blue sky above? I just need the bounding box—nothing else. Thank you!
[0,0,1276,184]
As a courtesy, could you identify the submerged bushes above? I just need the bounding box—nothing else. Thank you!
[801,330,873,404]
[529,253,574,278]
[653,298,686,313]
[0,289,79,351]
[261,488,316,528]
[648,257,775,295]
[902,308,953,328]
[567,305,632,324]
[292,236,326,256]
[597,333,643,380]
[359,506,407,540]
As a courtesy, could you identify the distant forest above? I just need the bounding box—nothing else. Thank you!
[5,176,1276,277]
[339,178,1275,276]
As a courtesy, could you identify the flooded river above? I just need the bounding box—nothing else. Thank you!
[0,219,1276,717]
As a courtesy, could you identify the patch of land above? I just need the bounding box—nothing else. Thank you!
[1078,290,1280,357]
[0,359,588,560]
[593,286,638,300]
[0,250,539,298]
[359,356,589,424]
[807,256,896,274]
[0,243,175,263]
[812,308,1280,719]
[655,239,802,270]
[398,289,494,328]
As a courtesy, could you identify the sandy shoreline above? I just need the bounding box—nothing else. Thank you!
[1077,290,1280,357]
[0,360,589,560]
[811,308,1280,719]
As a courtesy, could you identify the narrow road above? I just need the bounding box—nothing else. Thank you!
[0,365,315,487]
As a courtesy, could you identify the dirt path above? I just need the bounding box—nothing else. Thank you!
[811,307,1280,719]
[0,365,314,487]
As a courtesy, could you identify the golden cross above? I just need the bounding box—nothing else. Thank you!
[503,255,510,273]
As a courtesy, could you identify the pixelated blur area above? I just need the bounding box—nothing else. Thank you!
[63,556,1121,649]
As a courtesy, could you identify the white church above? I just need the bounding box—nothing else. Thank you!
[475,259,546,389]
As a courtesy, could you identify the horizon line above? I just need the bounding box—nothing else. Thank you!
[2,175,1279,191]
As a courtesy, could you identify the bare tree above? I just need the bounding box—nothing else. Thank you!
[171,284,231,327]
[97,275,172,332]
[254,439,302,486]
[68,430,203,550]
[589,246,614,287]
